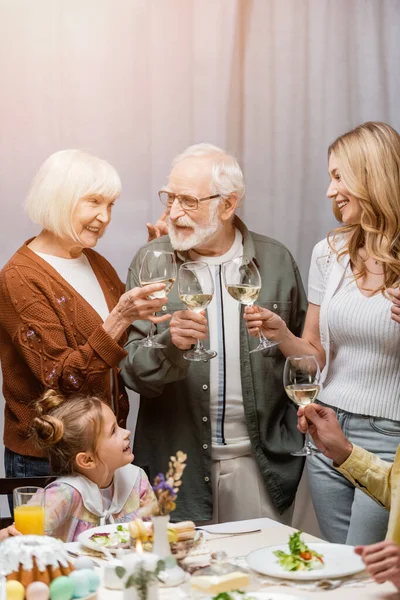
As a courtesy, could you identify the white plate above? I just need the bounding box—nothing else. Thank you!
[78,523,145,554]
[251,594,305,600]
[205,595,303,600]
[246,542,365,581]
[77,523,199,555]
[198,518,267,535]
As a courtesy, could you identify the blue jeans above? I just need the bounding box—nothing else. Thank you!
[4,448,51,512]
[307,403,400,545]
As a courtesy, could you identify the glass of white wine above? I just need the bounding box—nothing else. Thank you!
[138,250,177,348]
[178,261,217,361]
[222,256,279,353]
[283,355,322,456]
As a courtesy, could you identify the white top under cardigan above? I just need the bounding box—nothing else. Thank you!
[308,237,400,421]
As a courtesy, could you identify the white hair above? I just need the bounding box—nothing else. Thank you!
[171,143,245,204]
[25,149,121,240]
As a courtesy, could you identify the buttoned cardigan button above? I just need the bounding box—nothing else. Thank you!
[202,384,208,390]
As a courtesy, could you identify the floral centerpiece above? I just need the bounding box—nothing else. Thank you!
[152,450,187,515]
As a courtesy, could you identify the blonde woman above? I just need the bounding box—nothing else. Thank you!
[0,150,169,480]
[245,122,400,545]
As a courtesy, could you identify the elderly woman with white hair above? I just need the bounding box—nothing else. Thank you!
[0,149,169,478]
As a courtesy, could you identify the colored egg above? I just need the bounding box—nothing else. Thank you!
[79,569,100,592]
[49,576,74,600]
[73,556,95,571]
[26,581,50,600]
[68,570,90,598]
[5,580,25,600]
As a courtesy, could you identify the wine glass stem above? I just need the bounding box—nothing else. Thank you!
[147,317,155,340]
[195,339,204,353]
[305,431,314,450]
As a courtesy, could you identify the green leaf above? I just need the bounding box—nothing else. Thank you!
[125,574,136,588]
[116,566,126,579]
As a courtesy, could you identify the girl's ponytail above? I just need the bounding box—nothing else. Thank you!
[33,389,65,448]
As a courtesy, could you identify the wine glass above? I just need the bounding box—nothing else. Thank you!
[138,250,177,348]
[222,256,279,353]
[178,262,217,361]
[283,355,322,456]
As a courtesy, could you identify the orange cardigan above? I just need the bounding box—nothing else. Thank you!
[0,241,129,457]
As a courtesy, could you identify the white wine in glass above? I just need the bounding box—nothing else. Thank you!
[138,250,177,348]
[284,383,320,406]
[178,262,217,361]
[222,256,279,353]
[283,355,322,456]
[140,277,176,299]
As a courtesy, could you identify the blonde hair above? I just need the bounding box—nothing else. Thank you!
[328,122,400,292]
[25,149,121,240]
[32,389,105,475]
[172,143,245,204]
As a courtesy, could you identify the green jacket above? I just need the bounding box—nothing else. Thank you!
[121,218,307,521]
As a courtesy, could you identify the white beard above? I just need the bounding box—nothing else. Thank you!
[168,200,222,251]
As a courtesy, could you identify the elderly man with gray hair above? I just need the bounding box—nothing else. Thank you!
[121,144,307,523]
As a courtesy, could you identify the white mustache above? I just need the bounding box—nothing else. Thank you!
[169,215,195,227]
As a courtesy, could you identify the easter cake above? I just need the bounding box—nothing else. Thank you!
[0,535,74,587]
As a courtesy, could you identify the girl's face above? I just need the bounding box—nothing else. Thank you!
[327,153,362,226]
[95,404,134,476]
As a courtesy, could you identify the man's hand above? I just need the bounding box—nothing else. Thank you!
[243,305,287,341]
[147,209,169,242]
[170,310,208,350]
[0,524,21,541]
[387,287,400,325]
[297,404,353,465]
[355,541,400,589]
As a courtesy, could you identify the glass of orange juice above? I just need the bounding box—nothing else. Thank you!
[13,487,45,535]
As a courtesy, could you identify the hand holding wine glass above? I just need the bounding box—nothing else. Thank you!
[222,256,279,353]
[178,262,217,361]
[138,250,177,348]
[244,305,287,343]
[283,355,322,456]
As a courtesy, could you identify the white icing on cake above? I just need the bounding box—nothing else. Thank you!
[0,535,70,576]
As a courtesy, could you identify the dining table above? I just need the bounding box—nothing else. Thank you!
[72,517,399,600]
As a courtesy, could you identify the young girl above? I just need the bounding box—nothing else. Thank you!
[0,390,155,542]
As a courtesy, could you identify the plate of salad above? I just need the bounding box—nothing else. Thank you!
[78,523,135,553]
[246,531,365,581]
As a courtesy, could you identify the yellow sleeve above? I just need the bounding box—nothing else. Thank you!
[336,444,393,510]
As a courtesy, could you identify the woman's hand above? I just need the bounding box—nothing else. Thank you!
[114,284,171,324]
[355,541,400,589]
[146,209,169,242]
[0,524,21,541]
[243,305,287,341]
[297,404,353,465]
[387,287,400,324]
[104,283,171,340]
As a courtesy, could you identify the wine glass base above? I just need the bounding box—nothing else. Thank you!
[249,340,279,354]
[183,349,218,362]
[136,338,167,349]
[291,445,323,457]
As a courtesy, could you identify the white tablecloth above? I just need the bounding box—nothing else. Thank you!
[70,520,398,600]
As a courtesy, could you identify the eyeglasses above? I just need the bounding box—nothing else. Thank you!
[158,190,220,211]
